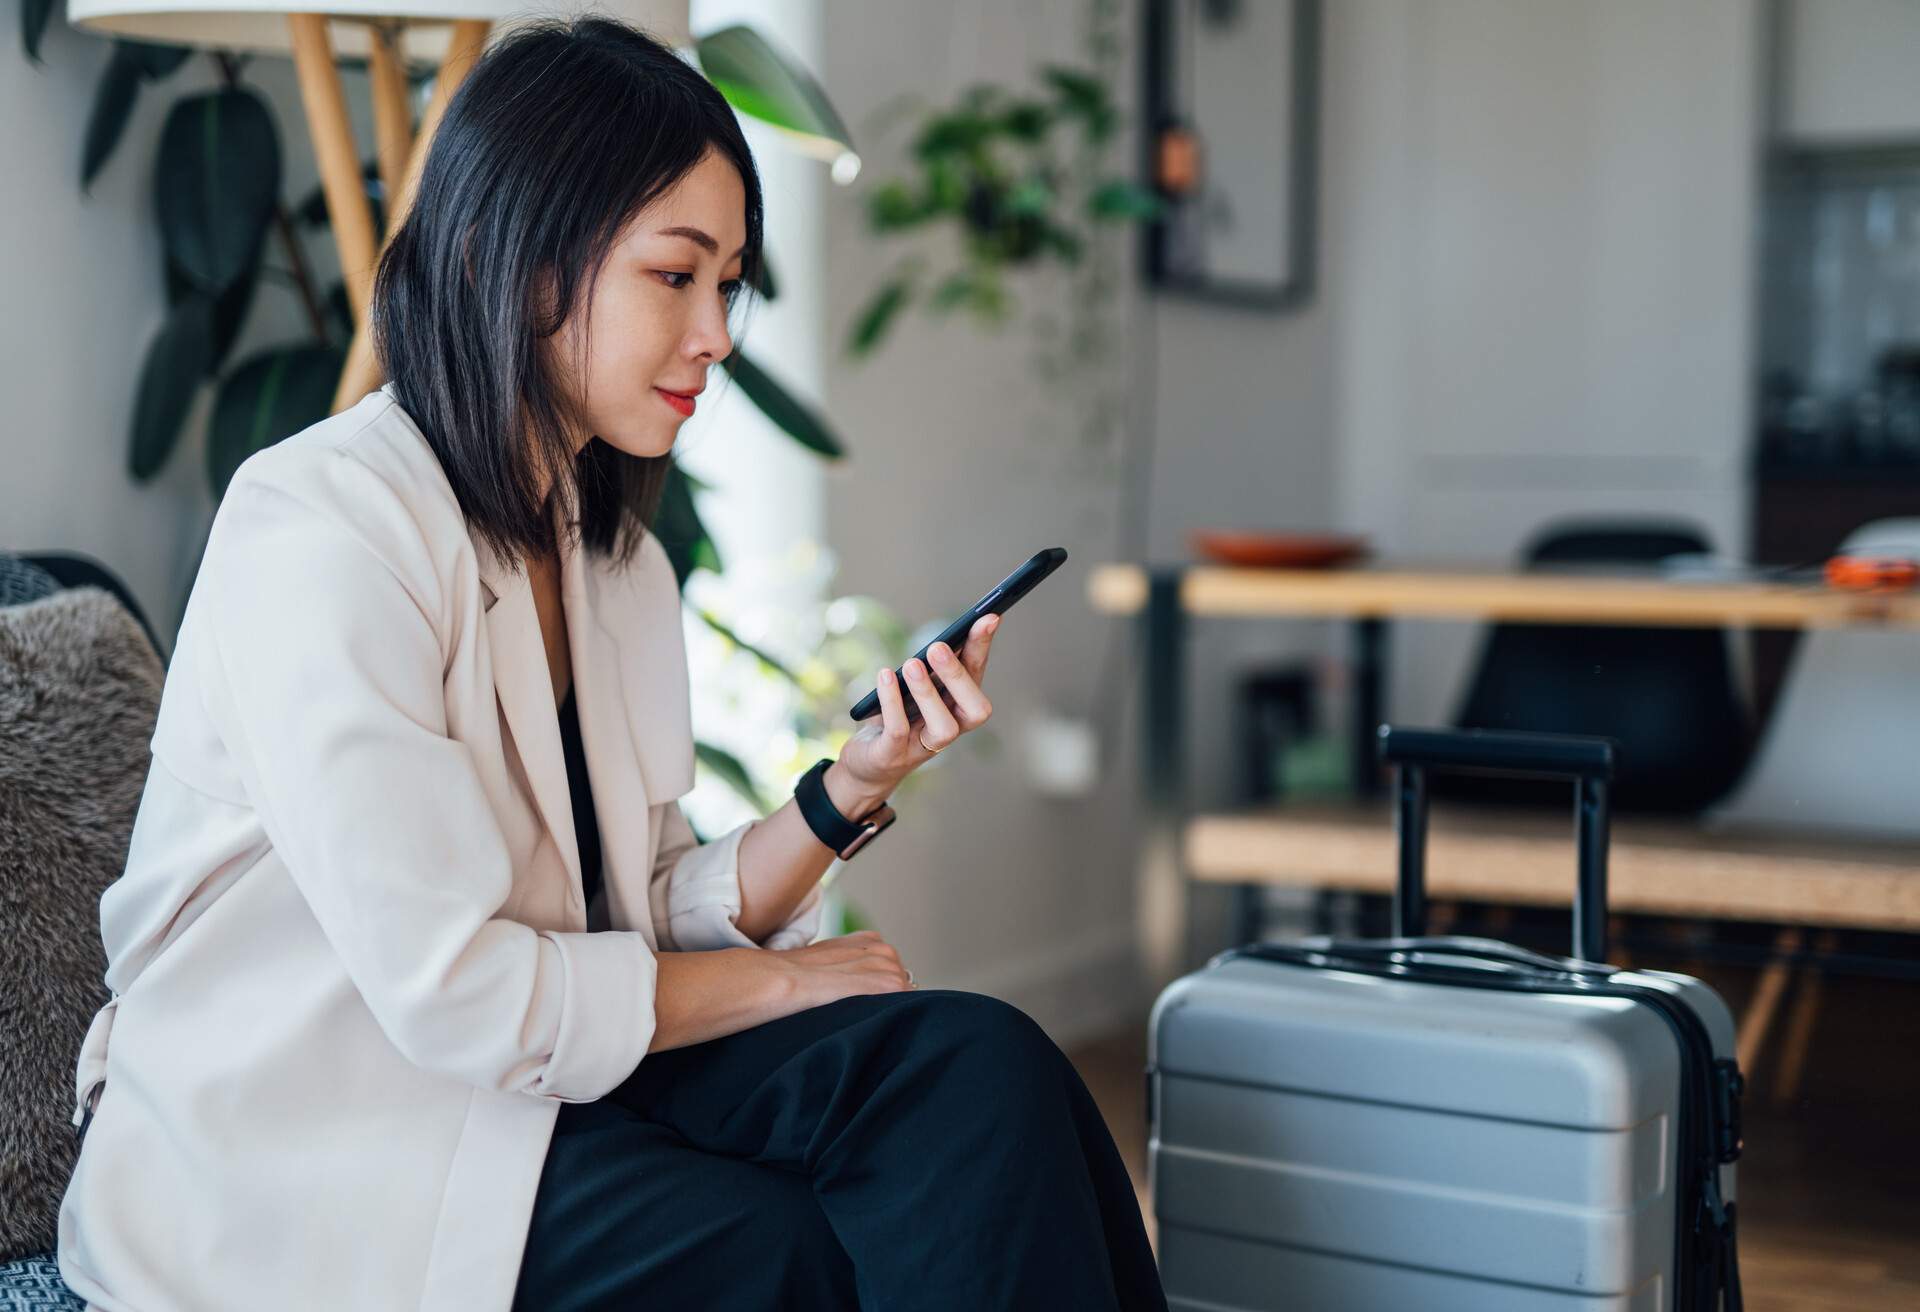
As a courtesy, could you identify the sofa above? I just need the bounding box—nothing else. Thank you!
[1,551,167,1311]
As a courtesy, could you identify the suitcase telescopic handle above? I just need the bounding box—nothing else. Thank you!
[1376,726,1617,964]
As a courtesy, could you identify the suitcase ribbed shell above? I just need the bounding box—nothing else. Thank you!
[1148,955,1737,1311]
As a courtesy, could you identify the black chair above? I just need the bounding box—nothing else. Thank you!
[1436,520,1752,814]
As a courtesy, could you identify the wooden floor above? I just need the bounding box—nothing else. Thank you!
[1064,956,1920,1312]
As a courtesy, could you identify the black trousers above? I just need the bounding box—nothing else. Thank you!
[511,988,1168,1311]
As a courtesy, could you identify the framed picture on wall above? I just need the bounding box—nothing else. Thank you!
[1143,0,1321,308]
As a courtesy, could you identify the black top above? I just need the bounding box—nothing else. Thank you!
[555,684,604,912]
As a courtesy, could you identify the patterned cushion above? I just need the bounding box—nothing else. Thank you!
[0,556,61,610]
[0,1253,84,1310]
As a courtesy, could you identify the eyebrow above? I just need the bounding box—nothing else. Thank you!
[656,225,746,259]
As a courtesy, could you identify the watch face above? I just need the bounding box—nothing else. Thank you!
[838,803,895,858]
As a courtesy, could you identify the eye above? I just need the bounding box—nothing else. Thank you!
[656,271,694,290]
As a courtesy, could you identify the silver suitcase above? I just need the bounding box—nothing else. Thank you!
[1148,728,1745,1311]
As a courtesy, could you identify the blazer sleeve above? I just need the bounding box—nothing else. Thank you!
[196,444,656,1102]
[648,801,825,951]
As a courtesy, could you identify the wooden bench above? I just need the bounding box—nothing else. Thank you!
[1185,801,1920,1096]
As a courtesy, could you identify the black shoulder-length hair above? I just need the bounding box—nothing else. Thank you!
[370,13,764,576]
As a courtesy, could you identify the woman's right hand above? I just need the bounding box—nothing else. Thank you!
[769,930,915,1010]
[649,930,915,1053]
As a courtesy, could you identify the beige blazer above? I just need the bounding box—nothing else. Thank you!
[56,382,822,1311]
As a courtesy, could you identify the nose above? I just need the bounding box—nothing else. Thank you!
[690,292,733,364]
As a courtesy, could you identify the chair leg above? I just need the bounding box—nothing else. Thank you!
[1233,884,1265,947]
[1772,930,1836,1107]
[1607,915,1633,971]
[1736,928,1804,1080]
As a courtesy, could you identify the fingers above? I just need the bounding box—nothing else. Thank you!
[959,613,999,680]
[875,662,909,746]
[925,641,992,728]
[901,656,961,749]
[816,931,913,991]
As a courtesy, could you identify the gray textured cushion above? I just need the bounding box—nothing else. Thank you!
[0,588,164,1263]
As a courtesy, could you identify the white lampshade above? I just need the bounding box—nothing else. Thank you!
[67,0,691,62]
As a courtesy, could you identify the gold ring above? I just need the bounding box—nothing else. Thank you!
[918,730,943,754]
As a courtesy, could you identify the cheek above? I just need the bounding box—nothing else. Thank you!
[582,292,678,402]
[611,291,681,369]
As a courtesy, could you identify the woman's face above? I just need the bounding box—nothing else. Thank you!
[548,147,747,462]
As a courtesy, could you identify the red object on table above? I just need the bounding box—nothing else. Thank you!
[1824,554,1920,592]
[1190,530,1371,570]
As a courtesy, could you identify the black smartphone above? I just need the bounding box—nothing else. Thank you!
[849,547,1068,722]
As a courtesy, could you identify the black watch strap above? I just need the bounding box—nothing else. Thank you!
[794,758,896,860]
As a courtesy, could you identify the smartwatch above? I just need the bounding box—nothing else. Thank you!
[794,757,896,859]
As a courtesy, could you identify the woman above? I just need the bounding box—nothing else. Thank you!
[57,16,1167,1312]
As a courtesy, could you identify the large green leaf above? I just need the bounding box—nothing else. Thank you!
[167,242,264,368]
[206,251,262,368]
[81,45,143,192]
[694,741,774,815]
[720,351,844,458]
[695,608,803,686]
[205,344,343,498]
[157,89,282,295]
[746,250,778,302]
[122,39,192,80]
[695,25,855,157]
[22,0,57,64]
[80,41,200,191]
[652,461,722,588]
[846,278,914,358]
[1088,179,1164,222]
[128,295,217,482]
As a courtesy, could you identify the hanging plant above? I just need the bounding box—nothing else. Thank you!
[846,58,1161,358]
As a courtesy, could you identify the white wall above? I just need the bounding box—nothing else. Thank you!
[1327,0,1765,726]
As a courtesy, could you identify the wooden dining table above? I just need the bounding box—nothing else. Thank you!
[1087,560,1920,983]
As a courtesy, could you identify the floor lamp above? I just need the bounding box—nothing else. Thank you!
[67,2,693,415]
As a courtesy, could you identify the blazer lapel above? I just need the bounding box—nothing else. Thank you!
[563,525,698,933]
[476,502,697,934]
[477,529,583,910]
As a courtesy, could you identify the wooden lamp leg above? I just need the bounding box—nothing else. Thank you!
[367,22,415,217]
[332,18,494,413]
[288,15,380,330]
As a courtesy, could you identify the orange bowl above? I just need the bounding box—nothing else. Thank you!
[1824,554,1920,592]
[1190,530,1371,569]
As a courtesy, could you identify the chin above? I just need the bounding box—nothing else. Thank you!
[597,426,679,461]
